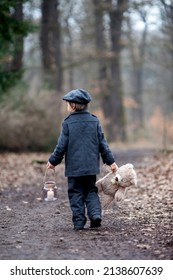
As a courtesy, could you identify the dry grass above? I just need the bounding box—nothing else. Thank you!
[0,89,63,151]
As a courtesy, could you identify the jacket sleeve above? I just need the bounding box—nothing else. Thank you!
[98,122,115,165]
[48,121,69,166]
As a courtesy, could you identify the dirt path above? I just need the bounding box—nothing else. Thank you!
[0,149,173,260]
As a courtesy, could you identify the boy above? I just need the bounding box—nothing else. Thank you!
[47,89,118,230]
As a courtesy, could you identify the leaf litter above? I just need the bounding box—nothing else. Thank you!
[0,150,172,259]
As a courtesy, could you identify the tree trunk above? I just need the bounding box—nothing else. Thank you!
[106,0,128,141]
[92,0,109,117]
[50,0,63,91]
[40,0,63,91]
[11,0,24,72]
[40,0,51,70]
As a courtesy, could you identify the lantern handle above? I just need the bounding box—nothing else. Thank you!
[44,168,56,184]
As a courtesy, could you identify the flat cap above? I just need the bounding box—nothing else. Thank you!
[62,89,92,104]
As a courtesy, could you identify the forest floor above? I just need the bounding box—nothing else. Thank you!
[0,148,173,260]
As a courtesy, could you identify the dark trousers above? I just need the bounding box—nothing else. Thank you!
[68,175,101,228]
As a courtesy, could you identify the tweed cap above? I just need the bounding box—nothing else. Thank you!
[62,89,92,104]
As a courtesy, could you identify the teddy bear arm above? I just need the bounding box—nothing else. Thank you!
[96,179,103,193]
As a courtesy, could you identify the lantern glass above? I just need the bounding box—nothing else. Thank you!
[43,169,58,201]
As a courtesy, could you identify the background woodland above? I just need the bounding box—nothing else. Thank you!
[0,0,172,151]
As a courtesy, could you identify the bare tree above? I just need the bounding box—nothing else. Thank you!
[92,0,109,114]
[106,0,128,141]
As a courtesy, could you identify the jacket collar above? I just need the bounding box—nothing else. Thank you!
[70,110,89,116]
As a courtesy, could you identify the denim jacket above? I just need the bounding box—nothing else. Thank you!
[49,111,115,177]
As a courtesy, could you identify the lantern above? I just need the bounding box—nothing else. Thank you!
[43,169,58,201]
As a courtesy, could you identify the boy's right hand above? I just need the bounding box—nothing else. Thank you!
[110,162,118,172]
[47,161,55,169]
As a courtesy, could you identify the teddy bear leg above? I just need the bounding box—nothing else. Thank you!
[114,187,126,202]
[102,195,115,210]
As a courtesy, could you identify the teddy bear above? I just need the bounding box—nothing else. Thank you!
[96,163,137,209]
